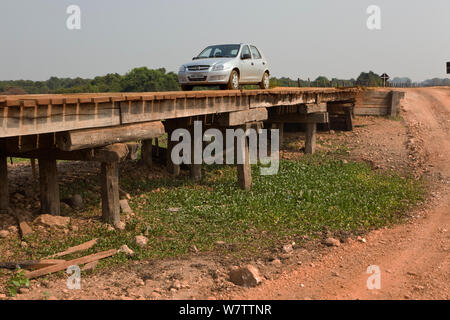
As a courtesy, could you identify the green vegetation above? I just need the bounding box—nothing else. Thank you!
[7,270,30,297]
[9,154,423,266]
[2,69,449,95]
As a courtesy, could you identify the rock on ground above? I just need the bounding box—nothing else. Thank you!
[118,244,135,256]
[34,214,70,228]
[323,237,341,247]
[229,265,262,288]
[135,235,148,247]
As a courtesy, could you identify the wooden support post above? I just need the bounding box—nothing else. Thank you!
[271,123,284,148]
[190,127,202,181]
[390,91,403,117]
[141,139,153,168]
[166,129,180,176]
[100,162,120,226]
[345,108,354,131]
[38,157,60,215]
[236,131,252,190]
[0,154,8,214]
[305,122,317,154]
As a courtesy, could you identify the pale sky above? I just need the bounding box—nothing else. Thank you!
[0,0,449,82]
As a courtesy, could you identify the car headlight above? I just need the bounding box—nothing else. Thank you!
[179,66,186,72]
[212,64,224,71]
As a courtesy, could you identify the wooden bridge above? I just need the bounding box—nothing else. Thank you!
[0,88,362,228]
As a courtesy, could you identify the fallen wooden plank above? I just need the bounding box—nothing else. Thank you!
[0,259,65,270]
[12,210,33,238]
[25,249,117,279]
[46,238,98,259]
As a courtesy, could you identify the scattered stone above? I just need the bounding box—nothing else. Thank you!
[215,241,227,246]
[323,237,341,247]
[82,261,99,272]
[356,236,367,243]
[168,207,181,212]
[34,214,70,228]
[115,221,126,231]
[8,226,18,234]
[151,291,161,298]
[119,199,133,214]
[135,235,148,247]
[18,287,30,294]
[300,283,305,288]
[407,271,417,276]
[331,271,339,277]
[0,293,7,299]
[189,245,199,253]
[170,280,182,290]
[71,194,83,209]
[282,244,294,254]
[0,230,9,238]
[229,265,262,288]
[20,241,28,248]
[118,244,135,256]
[271,259,282,266]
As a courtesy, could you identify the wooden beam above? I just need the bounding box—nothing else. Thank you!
[267,112,329,123]
[38,156,60,215]
[0,154,8,214]
[46,238,98,259]
[236,129,252,190]
[216,108,268,126]
[390,91,404,117]
[56,121,165,151]
[100,162,120,227]
[6,143,130,163]
[141,139,153,168]
[190,126,202,181]
[24,249,117,279]
[305,123,317,154]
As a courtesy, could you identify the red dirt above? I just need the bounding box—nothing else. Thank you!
[228,88,450,300]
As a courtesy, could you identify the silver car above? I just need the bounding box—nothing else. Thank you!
[178,43,270,91]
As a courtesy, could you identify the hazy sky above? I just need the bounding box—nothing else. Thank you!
[1,0,449,82]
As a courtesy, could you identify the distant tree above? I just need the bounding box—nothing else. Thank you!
[2,86,27,95]
[356,71,383,87]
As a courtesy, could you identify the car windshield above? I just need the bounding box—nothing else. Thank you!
[196,44,241,59]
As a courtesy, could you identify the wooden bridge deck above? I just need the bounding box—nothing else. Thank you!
[0,88,357,138]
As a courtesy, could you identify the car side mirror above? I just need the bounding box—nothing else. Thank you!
[192,57,198,60]
[241,53,251,60]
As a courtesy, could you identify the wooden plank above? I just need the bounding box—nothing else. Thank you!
[390,91,404,116]
[101,162,120,227]
[354,107,388,116]
[56,121,164,151]
[267,112,329,123]
[7,143,130,163]
[24,249,117,279]
[216,108,268,126]
[46,239,99,259]
[13,209,33,237]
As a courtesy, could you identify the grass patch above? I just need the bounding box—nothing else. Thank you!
[9,153,424,268]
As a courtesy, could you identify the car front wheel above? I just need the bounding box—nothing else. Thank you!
[227,70,240,90]
[259,72,270,89]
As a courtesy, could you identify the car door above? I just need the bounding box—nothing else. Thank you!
[250,46,266,82]
[238,45,253,83]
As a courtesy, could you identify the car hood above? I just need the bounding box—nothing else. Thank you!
[183,57,235,67]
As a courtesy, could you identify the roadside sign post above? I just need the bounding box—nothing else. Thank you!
[381,73,389,87]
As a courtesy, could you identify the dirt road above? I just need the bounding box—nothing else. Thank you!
[231,88,450,300]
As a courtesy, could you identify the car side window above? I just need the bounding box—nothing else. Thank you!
[250,46,262,59]
[241,45,251,59]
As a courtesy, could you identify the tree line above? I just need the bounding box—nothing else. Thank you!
[1,68,449,95]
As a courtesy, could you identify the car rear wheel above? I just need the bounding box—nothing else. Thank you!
[181,85,193,91]
[259,72,270,89]
[227,70,240,90]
